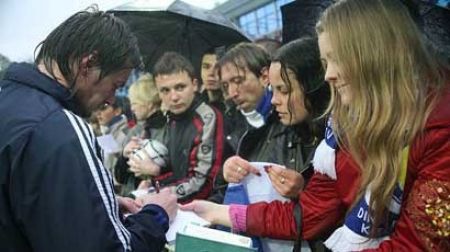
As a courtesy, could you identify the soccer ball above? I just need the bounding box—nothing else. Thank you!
[133,139,168,167]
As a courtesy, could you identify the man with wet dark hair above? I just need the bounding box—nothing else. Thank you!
[34,8,142,117]
[0,7,177,252]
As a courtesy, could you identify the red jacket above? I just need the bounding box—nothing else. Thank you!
[246,86,450,251]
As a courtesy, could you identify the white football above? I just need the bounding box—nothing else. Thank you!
[133,139,169,167]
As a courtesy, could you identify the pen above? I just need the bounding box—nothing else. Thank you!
[150,178,160,194]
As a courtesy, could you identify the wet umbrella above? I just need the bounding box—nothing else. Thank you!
[108,0,250,75]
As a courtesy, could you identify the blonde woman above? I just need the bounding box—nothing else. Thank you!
[127,73,163,138]
[115,73,167,196]
[181,0,450,251]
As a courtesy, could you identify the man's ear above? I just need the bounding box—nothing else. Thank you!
[259,66,270,87]
[79,52,98,77]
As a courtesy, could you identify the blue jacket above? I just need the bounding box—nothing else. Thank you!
[0,63,169,252]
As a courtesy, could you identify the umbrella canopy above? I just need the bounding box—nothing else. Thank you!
[108,0,250,76]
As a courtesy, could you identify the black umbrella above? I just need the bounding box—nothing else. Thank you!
[108,0,250,76]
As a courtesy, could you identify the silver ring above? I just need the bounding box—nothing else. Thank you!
[280,177,286,184]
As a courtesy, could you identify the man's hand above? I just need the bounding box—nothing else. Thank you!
[136,188,178,222]
[117,196,142,214]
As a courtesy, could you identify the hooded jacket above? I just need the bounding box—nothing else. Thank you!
[0,63,169,252]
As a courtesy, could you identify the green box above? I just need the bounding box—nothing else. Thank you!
[175,232,257,252]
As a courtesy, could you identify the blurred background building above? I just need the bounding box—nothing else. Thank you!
[214,0,295,40]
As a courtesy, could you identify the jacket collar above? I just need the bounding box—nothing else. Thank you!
[167,94,203,121]
[3,63,79,114]
[145,110,167,128]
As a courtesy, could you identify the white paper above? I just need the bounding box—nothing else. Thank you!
[130,189,149,198]
[96,134,120,154]
[130,187,159,198]
[180,224,252,248]
[166,210,210,242]
[231,162,289,204]
[231,162,310,252]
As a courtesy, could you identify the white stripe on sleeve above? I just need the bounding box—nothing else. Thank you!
[72,113,131,241]
[63,110,131,251]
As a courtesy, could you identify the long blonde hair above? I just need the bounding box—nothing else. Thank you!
[316,0,445,232]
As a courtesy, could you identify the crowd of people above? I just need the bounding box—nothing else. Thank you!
[0,0,448,251]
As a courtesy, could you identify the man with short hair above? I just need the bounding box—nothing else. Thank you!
[0,8,177,252]
[128,52,225,203]
[217,42,273,155]
[199,48,226,112]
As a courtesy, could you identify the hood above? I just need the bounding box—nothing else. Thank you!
[3,63,78,114]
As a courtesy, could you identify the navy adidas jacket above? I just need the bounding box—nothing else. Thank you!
[0,63,168,251]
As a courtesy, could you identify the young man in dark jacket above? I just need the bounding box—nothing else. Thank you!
[155,52,225,203]
[127,52,225,203]
[0,8,177,252]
